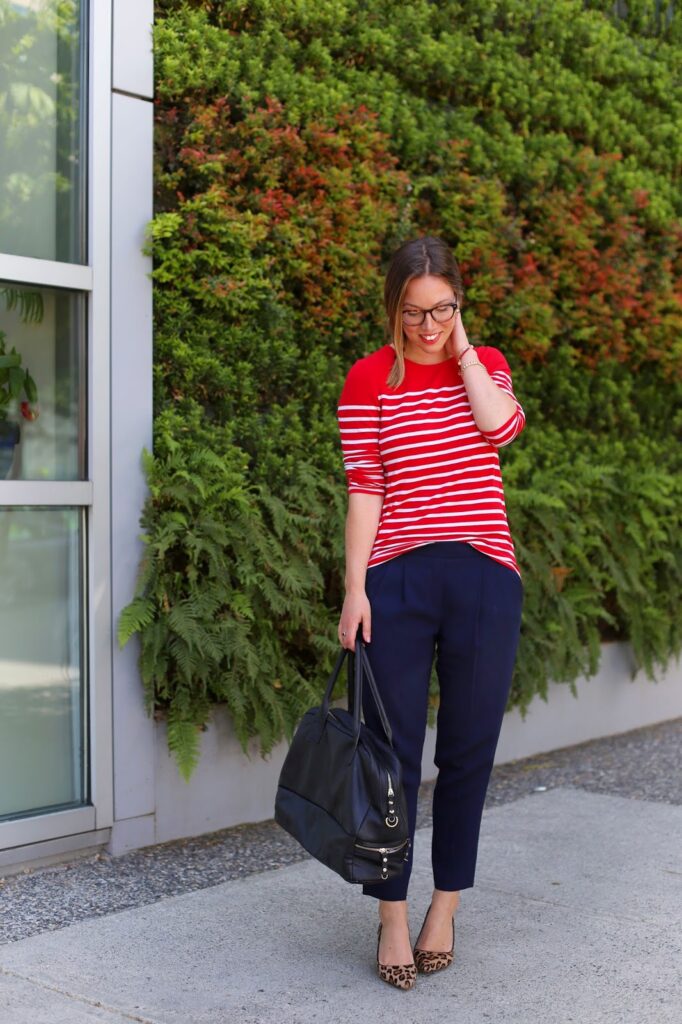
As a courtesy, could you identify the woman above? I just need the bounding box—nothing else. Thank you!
[336,236,525,990]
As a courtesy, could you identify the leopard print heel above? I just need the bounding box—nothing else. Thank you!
[376,923,417,990]
[413,906,456,974]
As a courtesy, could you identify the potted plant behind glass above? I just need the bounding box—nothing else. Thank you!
[0,329,39,478]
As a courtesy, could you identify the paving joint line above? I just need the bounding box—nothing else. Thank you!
[470,881,671,927]
[0,965,160,1024]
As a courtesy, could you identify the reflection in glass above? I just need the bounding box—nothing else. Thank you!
[0,507,87,820]
[0,0,86,262]
[0,281,85,480]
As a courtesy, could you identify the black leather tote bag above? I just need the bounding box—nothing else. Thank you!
[274,636,410,884]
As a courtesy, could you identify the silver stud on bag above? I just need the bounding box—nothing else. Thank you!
[386,771,399,827]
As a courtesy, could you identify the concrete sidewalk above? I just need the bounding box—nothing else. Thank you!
[1,785,680,1024]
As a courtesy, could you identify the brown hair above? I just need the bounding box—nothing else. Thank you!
[384,236,464,389]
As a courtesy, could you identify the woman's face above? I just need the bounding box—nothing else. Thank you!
[400,275,458,364]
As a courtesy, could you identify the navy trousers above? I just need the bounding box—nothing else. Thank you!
[361,541,523,901]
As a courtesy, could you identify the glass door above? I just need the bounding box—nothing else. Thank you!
[0,0,95,834]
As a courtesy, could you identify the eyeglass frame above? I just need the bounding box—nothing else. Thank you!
[401,301,459,327]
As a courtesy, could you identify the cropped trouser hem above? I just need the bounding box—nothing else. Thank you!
[363,878,475,902]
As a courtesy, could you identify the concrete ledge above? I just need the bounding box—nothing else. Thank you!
[494,641,682,765]
[153,711,289,845]
[146,640,682,846]
[6,641,681,870]
[107,813,156,857]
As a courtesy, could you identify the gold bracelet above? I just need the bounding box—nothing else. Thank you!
[460,360,487,371]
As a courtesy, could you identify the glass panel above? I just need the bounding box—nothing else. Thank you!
[0,507,87,820]
[0,281,86,480]
[0,0,87,263]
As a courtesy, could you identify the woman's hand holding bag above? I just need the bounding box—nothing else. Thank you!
[274,633,410,884]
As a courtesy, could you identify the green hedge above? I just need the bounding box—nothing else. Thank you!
[120,1,682,779]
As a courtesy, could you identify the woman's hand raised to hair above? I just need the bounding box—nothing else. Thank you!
[338,590,371,650]
[444,306,471,362]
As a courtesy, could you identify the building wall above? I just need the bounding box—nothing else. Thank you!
[108,0,156,857]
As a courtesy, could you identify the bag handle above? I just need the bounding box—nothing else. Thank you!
[357,641,394,747]
[318,630,394,748]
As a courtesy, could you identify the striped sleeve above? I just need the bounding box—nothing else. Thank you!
[476,347,526,448]
[337,359,386,496]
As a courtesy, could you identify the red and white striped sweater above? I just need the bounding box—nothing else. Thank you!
[337,343,526,578]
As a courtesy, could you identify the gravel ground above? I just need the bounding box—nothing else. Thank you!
[1,717,680,945]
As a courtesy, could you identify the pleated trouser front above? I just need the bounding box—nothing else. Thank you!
[361,540,524,901]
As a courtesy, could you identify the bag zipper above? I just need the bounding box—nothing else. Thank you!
[355,836,411,879]
[386,770,399,828]
[355,838,409,854]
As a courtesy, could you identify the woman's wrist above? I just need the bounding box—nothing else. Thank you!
[459,347,486,371]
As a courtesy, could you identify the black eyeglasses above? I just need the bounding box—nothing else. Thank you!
[401,301,458,327]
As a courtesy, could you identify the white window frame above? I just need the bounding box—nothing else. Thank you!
[0,0,114,857]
